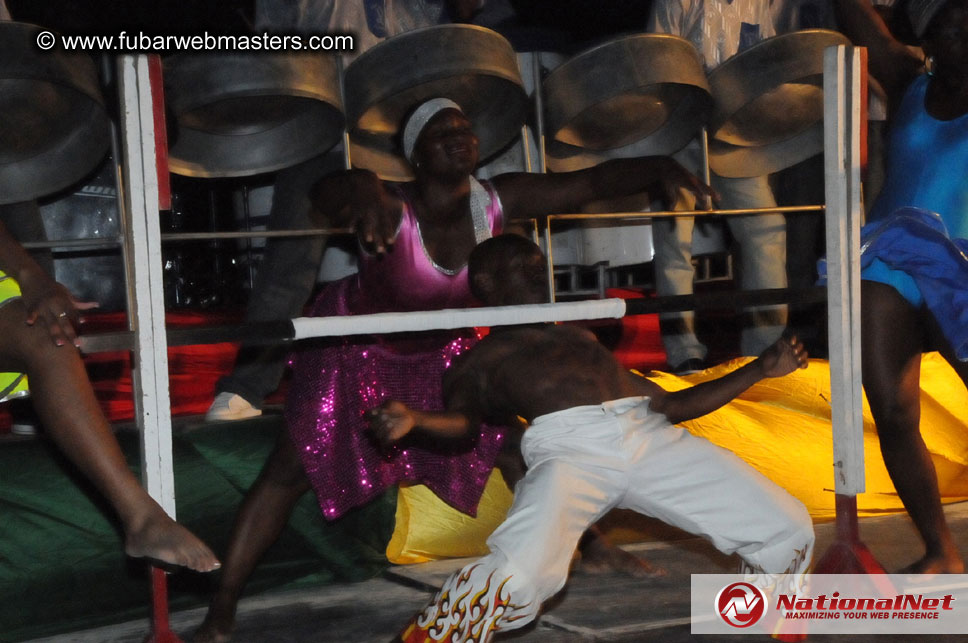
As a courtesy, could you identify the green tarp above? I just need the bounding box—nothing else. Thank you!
[0,418,396,642]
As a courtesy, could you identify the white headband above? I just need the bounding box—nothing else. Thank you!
[402,98,463,163]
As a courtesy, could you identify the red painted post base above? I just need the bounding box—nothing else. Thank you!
[774,625,809,641]
[814,494,887,575]
[773,495,892,642]
[143,567,184,643]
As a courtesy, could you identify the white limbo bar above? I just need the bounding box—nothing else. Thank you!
[291,299,629,340]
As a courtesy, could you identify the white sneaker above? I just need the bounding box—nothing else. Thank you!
[205,392,262,422]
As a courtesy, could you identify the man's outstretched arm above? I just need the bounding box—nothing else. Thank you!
[649,336,808,425]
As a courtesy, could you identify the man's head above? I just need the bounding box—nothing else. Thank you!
[468,234,549,307]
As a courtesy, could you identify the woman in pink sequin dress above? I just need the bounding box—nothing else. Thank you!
[195,99,715,642]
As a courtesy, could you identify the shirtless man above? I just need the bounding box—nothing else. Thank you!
[370,234,814,642]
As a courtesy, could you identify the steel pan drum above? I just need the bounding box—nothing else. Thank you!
[343,25,527,181]
[164,53,344,178]
[0,22,110,204]
[542,34,712,172]
[707,29,851,178]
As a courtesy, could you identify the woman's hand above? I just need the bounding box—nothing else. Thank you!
[645,156,720,211]
[312,170,403,255]
[352,184,404,255]
[18,267,98,347]
[757,335,809,378]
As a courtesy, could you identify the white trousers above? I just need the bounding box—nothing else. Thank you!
[403,397,814,642]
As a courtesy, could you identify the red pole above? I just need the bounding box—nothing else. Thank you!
[145,567,182,643]
[147,54,171,211]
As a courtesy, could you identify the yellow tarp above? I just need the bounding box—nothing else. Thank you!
[388,354,968,564]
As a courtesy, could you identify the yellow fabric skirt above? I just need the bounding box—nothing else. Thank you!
[0,272,29,402]
[388,354,968,564]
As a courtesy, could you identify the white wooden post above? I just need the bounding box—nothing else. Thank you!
[117,55,177,515]
[823,45,865,496]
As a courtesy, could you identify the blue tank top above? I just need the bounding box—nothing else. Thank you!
[870,75,968,240]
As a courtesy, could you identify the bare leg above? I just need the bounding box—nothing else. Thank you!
[495,439,663,577]
[194,431,311,643]
[575,526,667,578]
[0,302,219,572]
[861,282,963,574]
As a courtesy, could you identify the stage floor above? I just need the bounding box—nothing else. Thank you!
[32,502,968,643]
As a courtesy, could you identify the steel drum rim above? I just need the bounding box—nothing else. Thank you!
[545,83,713,151]
[541,32,712,156]
[542,33,711,121]
[163,53,342,114]
[342,24,527,181]
[708,122,823,178]
[704,29,853,177]
[168,102,345,178]
[0,22,105,102]
[544,86,713,172]
[343,24,525,122]
[0,22,110,203]
[0,91,110,203]
[164,51,346,177]
[707,29,851,134]
[345,76,527,179]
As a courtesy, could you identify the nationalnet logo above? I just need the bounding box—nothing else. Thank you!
[777,590,954,621]
[716,582,768,627]
[692,574,968,634]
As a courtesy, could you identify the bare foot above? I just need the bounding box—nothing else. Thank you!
[576,538,667,578]
[898,551,964,575]
[192,612,234,643]
[124,507,221,573]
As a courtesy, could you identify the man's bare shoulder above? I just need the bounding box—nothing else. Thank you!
[446,331,521,376]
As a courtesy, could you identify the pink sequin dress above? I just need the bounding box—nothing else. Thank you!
[285,180,506,520]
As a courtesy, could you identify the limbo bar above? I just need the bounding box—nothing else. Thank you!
[78,286,826,354]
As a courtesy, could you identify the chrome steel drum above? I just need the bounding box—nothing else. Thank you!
[343,24,527,181]
[542,34,712,172]
[0,22,110,204]
[165,53,344,178]
[706,29,851,178]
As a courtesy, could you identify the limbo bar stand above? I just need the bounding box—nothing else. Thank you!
[815,45,886,576]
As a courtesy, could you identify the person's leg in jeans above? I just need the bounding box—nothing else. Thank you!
[717,173,788,356]
[653,211,708,369]
[211,151,342,415]
[652,142,712,371]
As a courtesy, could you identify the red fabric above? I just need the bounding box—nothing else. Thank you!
[0,310,285,433]
[603,288,667,371]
